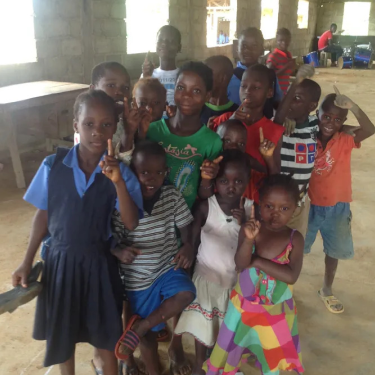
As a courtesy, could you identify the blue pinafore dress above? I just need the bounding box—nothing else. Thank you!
[33,148,123,366]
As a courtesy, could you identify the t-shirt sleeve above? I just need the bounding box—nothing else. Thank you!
[115,164,144,217]
[266,53,277,68]
[343,132,361,150]
[173,189,194,229]
[205,132,223,160]
[212,112,234,131]
[23,154,56,210]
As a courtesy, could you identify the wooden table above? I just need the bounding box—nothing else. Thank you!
[0,81,89,188]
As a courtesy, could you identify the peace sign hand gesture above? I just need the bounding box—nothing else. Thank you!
[200,156,223,180]
[100,139,123,184]
[259,127,275,158]
[243,206,261,241]
[142,51,155,77]
[333,85,356,110]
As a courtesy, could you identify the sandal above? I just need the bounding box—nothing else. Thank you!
[91,359,103,375]
[156,327,169,342]
[115,315,141,360]
[318,289,344,314]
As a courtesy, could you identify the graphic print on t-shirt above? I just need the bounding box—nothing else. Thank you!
[295,143,316,164]
[175,160,195,196]
[314,150,335,175]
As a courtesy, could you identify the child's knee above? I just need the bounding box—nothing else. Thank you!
[177,290,195,307]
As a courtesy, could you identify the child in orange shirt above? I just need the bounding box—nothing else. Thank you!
[305,86,375,314]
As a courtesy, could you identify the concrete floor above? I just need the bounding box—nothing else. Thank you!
[0,68,374,375]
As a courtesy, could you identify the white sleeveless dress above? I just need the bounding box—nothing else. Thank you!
[175,195,253,347]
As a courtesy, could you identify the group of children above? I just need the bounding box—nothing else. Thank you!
[10,23,375,375]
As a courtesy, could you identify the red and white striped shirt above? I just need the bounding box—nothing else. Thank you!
[267,48,293,96]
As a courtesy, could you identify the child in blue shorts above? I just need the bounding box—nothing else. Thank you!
[305,86,375,314]
[111,140,196,375]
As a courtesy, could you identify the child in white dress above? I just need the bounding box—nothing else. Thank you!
[174,149,253,375]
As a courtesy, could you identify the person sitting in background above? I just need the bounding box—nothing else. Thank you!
[267,28,295,96]
[218,30,225,44]
[227,27,283,118]
[318,23,343,67]
[201,55,238,125]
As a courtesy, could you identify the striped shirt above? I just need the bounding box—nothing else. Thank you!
[281,115,319,202]
[267,48,293,96]
[112,185,193,291]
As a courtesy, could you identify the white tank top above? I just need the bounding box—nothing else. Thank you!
[195,195,253,289]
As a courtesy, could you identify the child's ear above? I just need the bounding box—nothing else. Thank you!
[89,84,95,90]
[205,91,212,103]
[177,43,182,53]
[309,102,318,113]
[73,120,78,133]
[316,109,320,118]
[267,87,274,99]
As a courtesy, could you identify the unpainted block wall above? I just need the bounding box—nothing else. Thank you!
[317,0,375,36]
[0,0,319,89]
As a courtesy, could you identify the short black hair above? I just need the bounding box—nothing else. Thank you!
[133,77,167,99]
[217,149,252,179]
[73,89,117,119]
[239,27,264,46]
[319,93,348,116]
[330,23,337,29]
[204,55,234,80]
[132,140,166,163]
[298,79,322,103]
[157,25,181,45]
[244,64,274,88]
[91,62,129,86]
[277,28,291,38]
[177,61,213,92]
[216,119,247,138]
[259,174,300,205]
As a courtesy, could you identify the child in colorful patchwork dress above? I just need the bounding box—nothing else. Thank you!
[174,149,253,375]
[204,174,305,375]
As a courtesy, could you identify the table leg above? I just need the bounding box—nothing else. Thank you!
[3,110,26,189]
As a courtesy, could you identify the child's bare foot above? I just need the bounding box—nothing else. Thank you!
[168,347,191,375]
[120,356,148,375]
[192,364,205,375]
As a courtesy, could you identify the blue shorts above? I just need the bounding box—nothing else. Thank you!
[126,268,196,332]
[304,202,354,260]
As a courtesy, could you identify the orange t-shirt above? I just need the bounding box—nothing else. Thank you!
[213,112,284,202]
[308,132,360,207]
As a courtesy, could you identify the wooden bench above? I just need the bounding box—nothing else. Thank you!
[0,81,89,188]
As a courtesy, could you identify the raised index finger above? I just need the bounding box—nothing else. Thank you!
[145,51,150,62]
[250,205,255,219]
[107,139,114,156]
[213,155,223,164]
[259,127,264,143]
[333,85,341,96]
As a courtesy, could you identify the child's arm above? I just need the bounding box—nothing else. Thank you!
[334,86,375,143]
[259,127,278,174]
[252,231,304,285]
[12,209,48,287]
[235,206,260,272]
[198,156,223,200]
[100,140,139,230]
[172,224,194,270]
[273,64,315,126]
[191,200,209,254]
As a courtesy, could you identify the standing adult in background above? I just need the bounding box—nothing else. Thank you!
[318,23,343,67]
[218,30,225,44]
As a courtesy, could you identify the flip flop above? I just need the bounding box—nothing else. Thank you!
[0,261,43,315]
[156,327,169,342]
[91,359,103,375]
[318,289,344,314]
[115,315,141,360]
[119,358,149,375]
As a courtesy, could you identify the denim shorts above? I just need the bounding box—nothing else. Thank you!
[304,202,354,260]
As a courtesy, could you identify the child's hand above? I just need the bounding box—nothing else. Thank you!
[333,86,356,110]
[207,115,218,130]
[12,261,32,288]
[172,243,194,270]
[166,103,177,118]
[200,156,223,180]
[287,58,296,70]
[123,98,141,135]
[296,64,315,83]
[111,246,141,264]
[232,197,246,225]
[284,118,296,136]
[142,51,155,77]
[100,139,123,184]
[259,127,275,158]
[138,107,153,139]
[234,101,251,123]
[243,206,261,241]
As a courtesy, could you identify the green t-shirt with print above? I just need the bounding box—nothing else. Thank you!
[147,119,223,208]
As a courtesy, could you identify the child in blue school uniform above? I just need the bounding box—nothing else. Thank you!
[11,90,143,375]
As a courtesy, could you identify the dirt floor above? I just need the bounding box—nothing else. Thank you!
[1,68,375,375]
